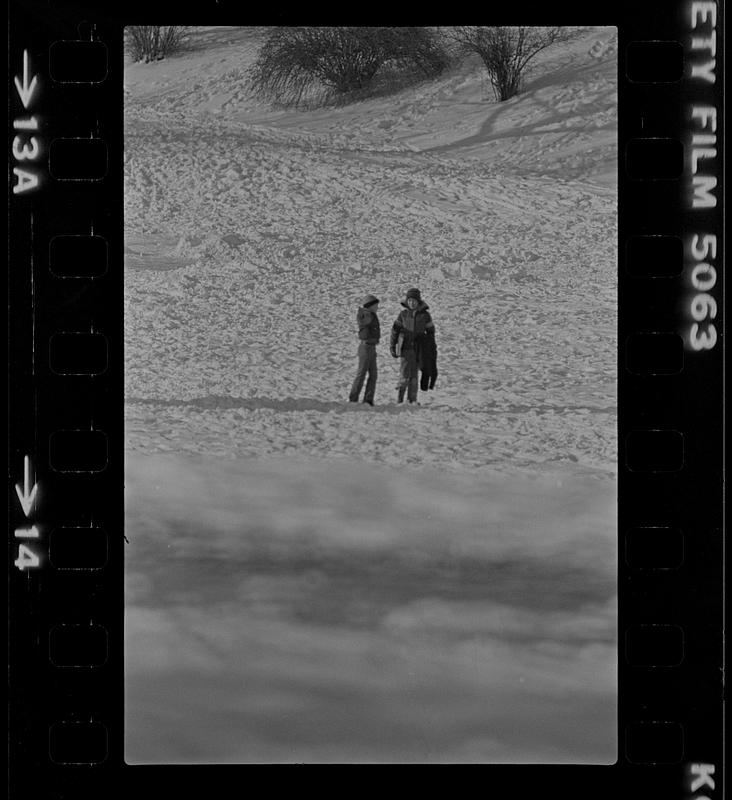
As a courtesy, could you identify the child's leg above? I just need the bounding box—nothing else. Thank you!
[397,355,410,402]
[405,351,418,402]
[349,343,369,401]
[407,377,418,402]
[363,346,377,404]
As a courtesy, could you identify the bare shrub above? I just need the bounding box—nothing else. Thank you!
[248,27,450,108]
[447,26,570,101]
[127,26,191,63]
[378,27,451,79]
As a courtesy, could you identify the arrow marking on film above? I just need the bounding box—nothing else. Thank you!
[16,455,38,518]
[15,50,38,109]
[15,526,40,539]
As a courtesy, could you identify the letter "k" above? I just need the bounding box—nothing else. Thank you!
[690,763,715,792]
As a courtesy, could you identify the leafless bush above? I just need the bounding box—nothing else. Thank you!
[447,26,570,101]
[127,26,191,63]
[248,27,450,108]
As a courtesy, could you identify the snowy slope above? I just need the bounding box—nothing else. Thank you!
[124,26,618,764]
[124,25,617,477]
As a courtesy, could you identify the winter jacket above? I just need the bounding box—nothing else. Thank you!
[419,333,438,390]
[389,301,434,355]
[357,307,380,344]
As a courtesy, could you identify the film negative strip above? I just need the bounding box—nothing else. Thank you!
[8,0,724,795]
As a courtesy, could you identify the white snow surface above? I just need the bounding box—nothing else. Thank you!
[124,25,617,476]
[124,26,618,764]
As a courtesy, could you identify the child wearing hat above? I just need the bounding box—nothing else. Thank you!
[390,287,435,404]
[348,294,380,406]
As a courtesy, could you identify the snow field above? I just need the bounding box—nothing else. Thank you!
[125,453,616,763]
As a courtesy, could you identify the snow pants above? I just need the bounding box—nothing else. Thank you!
[397,349,418,402]
[349,343,377,403]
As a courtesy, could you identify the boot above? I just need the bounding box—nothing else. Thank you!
[397,386,406,403]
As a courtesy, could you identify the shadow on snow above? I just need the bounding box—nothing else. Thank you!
[126,395,426,413]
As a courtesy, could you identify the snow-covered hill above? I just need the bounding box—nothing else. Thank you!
[124,26,618,764]
[124,25,617,475]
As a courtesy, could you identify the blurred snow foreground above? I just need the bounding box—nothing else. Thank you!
[126,453,616,764]
[124,26,618,764]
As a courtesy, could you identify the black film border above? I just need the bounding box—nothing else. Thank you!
[7,2,725,796]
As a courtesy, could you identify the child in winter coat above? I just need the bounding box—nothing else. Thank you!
[349,294,380,405]
[390,287,435,404]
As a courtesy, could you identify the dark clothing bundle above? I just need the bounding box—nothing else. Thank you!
[349,305,380,403]
[419,334,438,391]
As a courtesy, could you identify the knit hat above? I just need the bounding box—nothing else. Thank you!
[405,287,421,301]
[362,294,379,308]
